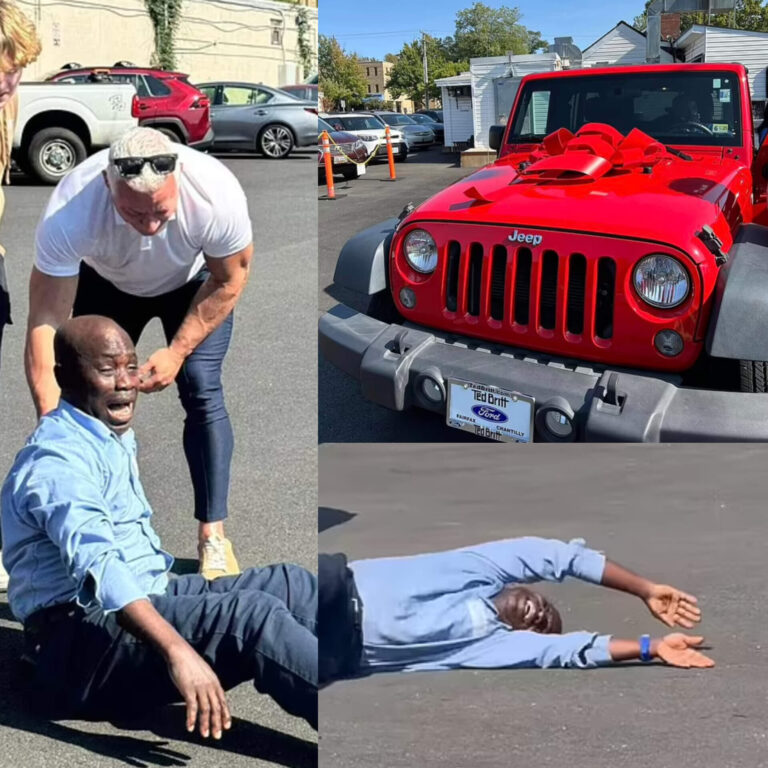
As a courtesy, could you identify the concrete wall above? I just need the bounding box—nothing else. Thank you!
[20,0,317,87]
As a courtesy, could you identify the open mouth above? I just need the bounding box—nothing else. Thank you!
[107,400,135,421]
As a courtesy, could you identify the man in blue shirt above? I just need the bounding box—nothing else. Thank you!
[319,538,713,683]
[2,315,317,736]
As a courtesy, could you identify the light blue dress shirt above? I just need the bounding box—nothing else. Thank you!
[349,537,613,671]
[1,400,173,622]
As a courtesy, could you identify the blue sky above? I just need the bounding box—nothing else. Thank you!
[320,0,645,59]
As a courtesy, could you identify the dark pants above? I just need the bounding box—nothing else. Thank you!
[73,263,233,523]
[24,565,318,728]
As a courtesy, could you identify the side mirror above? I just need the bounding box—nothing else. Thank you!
[489,125,505,152]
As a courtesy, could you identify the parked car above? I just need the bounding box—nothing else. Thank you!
[14,81,138,183]
[318,117,368,181]
[417,109,444,123]
[321,112,407,162]
[48,65,213,148]
[410,112,444,143]
[281,83,318,103]
[195,81,317,159]
[371,111,434,150]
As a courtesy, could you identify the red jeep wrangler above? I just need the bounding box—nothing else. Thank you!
[320,63,768,442]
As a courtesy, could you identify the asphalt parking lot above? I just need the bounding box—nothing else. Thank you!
[318,146,477,443]
[319,443,768,768]
[0,153,317,767]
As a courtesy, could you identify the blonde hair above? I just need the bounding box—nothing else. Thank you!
[0,1,41,72]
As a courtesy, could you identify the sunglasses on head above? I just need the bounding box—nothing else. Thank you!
[112,154,178,178]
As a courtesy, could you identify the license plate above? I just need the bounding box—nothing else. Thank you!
[446,380,534,443]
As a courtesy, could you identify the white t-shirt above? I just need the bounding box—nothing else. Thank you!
[35,144,252,297]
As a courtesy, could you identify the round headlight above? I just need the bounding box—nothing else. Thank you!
[403,229,438,273]
[633,255,690,308]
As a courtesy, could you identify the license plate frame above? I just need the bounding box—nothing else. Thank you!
[446,379,534,443]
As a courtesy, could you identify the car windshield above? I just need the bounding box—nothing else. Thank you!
[411,114,436,124]
[508,70,742,147]
[274,87,304,101]
[380,113,416,126]
[333,116,382,130]
[318,117,334,133]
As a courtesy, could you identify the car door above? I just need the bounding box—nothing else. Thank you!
[111,72,157,120]
[214,85,267,148]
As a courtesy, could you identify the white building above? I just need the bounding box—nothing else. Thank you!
[581,21,673,68]
[676,25,768,107]
[435,72,472,148]
[469,53,561,150]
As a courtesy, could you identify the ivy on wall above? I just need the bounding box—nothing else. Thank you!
[295,3,313,79]
[144,0,184,70]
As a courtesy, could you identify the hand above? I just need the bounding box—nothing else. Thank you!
[655,633,714,668]
[167,643,231,739]
[644,583,701,628]
[138,347,186,393]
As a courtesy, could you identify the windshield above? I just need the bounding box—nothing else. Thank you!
[318,117,334,133]
[411,114,435,124]
[380,113,416,126]
[508,70,742,147]
[332,115,383,130]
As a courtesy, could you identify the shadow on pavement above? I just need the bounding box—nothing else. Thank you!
[318,507,356,533]
[0,610,315,767]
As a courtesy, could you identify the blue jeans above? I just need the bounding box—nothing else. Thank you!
[24,565,318,728]
[73,263,234,523]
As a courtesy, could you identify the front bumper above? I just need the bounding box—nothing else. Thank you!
[319,304,768,442]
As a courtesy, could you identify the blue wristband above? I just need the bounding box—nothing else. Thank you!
[639,634,652,662]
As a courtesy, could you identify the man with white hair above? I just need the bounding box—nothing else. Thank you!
[24,126,254,579]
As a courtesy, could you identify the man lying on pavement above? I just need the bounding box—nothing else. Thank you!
[319,536,713,683]
[2,315,317,736]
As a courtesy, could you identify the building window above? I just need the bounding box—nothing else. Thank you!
[367,84,371,93]
[366,67,370,76]
[375,84,380,93]
[374,67,378,76]
[271,19,282,46]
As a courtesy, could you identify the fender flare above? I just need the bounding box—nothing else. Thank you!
[707,223,768,360]
[139,116,189,142]
[332,217,398,296]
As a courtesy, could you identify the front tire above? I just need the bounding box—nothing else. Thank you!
[27,127,87,184]
[258,124,294,159]
[739,360,768,392]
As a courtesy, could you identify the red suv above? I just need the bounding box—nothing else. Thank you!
[48,65,213,147]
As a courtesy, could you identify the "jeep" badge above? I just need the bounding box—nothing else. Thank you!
[508,229,543,246]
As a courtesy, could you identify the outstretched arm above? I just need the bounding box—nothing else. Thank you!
[601,560,701,629]
[424,630,713,671]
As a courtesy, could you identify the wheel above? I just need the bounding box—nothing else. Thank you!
[739,360,768,392]
[258,124,294,159]
[27,127,87,184]
[367,290,402,324]
[395,143,408,162]
[155,126,182,143]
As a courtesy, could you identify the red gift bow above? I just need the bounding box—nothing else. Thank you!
[521,123,667,181]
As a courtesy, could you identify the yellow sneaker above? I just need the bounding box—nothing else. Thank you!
[198,535,241,580]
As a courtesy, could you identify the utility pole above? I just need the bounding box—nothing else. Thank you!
[422,32,429,110]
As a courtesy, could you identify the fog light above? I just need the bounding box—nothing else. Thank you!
[654,329,684,357]
[415,370,445,407]
[535,397,576,442]
[421,377,443,404]
[399,287,416,309]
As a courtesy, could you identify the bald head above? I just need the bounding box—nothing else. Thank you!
[54,316,139,434]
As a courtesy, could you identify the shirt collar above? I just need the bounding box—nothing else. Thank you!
[57,399,135,446]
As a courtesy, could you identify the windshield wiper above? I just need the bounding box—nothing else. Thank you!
[664,145,693,161]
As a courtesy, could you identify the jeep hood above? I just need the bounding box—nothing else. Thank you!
[409,128,747,261]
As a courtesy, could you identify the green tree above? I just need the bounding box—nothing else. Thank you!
[318,35,367,109]
[144,0,184,70]
[527,29,550,54]
[386,35,465,106]
[452,2,532,59]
